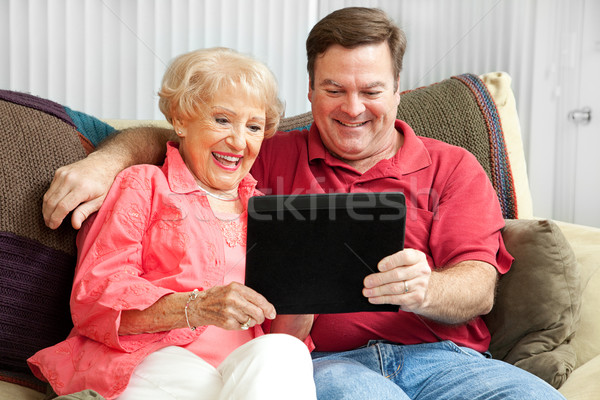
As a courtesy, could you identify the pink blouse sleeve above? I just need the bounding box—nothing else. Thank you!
[70,167,174,352]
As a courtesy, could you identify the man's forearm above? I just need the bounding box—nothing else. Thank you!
[420,261,498,325]
[95,126,177,170]
[43,126,177,229]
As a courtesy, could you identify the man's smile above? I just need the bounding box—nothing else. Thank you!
[336,120,368,127]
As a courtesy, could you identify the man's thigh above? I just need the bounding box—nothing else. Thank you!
[393,341,565,400]
[312,347,409,400]
[312,341,565,400]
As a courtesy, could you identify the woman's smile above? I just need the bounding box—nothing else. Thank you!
[212,151,242,170]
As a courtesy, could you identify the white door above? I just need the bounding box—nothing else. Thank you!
[572,0,600,227]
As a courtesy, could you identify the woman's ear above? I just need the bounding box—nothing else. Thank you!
[173,118,186,137]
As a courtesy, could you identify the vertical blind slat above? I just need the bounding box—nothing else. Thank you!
[2,0,535,128]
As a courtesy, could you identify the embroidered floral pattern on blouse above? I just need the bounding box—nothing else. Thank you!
[217,217,247,248]
[118,173,152,192]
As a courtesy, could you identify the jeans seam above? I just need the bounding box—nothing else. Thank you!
[443,340,483,358]
[377,343,403,380]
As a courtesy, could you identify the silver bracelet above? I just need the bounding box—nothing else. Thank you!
[185,289,201,331]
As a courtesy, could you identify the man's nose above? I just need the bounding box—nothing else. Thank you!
[339,93,366,117]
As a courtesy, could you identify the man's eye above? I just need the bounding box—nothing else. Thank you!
[365,91,382,97]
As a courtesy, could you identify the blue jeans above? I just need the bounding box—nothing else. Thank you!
[312,341,565,400]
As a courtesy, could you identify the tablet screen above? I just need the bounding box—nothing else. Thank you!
[245,192,405,314]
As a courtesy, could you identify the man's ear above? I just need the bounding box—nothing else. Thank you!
[307,79,314,104]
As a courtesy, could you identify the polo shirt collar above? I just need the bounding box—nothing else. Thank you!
[307,119,431,175]
[392,120,432,175]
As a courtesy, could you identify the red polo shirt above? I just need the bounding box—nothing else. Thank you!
[250,120,512,352]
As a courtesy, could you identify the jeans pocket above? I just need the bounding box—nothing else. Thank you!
[440,340,485,358]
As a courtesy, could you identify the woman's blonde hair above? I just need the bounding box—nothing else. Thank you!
[158,47,284,138]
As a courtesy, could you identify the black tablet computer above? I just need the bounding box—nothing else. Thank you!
[245,192,405,314]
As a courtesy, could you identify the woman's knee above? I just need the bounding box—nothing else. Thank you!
[241,333,311,362]
[219,334,316,399]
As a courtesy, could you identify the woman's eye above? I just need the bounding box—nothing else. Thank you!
[215,117,229,125]
[248,125,263,133]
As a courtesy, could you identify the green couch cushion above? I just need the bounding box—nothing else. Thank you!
[484,219,581,388]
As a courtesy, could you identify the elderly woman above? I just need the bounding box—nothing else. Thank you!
[28,48,316,400]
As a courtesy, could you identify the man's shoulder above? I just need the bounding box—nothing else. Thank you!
[417,134,463,149]
[399,119,473,161]
[271,128,310,142]
[417,135,477,161]
[260,128,310,154]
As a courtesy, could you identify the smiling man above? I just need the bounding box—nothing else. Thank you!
[307,43,403,173]
[41,6,565,400]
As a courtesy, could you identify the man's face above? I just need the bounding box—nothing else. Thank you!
[308,42,401,166]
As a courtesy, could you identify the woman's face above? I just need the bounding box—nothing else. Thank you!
[177,86,266,193]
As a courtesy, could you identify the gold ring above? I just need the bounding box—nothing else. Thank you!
[240,317,252,330]
[403,280,409,293]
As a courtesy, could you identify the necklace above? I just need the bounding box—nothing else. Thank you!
[198,185,240,201]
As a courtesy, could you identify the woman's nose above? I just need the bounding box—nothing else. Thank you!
[226,126,246,150]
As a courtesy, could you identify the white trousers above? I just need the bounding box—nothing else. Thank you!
[117,334,317,400]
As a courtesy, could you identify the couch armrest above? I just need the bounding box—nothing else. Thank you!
[559,353,600,400]
[554,220,600,368]
[0,381,44,400]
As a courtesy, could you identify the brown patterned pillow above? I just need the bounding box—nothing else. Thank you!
[0,90,114,391]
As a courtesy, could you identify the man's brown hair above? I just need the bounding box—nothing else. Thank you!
[306,7,407,91]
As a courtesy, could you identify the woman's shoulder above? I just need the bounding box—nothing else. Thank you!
[114,164,166,192]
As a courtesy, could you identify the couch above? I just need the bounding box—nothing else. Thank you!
[0,72,598,400]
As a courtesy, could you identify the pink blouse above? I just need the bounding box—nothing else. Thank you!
[28,143,268,399]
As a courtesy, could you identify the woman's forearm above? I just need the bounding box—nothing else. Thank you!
[269,314,314,341]
[119,292,188,335]
[119,283,278,335]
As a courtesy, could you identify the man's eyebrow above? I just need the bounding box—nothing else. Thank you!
[320,79,342,87]
[319,79,387,89]
[365,81,386,89]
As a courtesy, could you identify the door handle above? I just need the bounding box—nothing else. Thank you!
[568,107,592,125]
